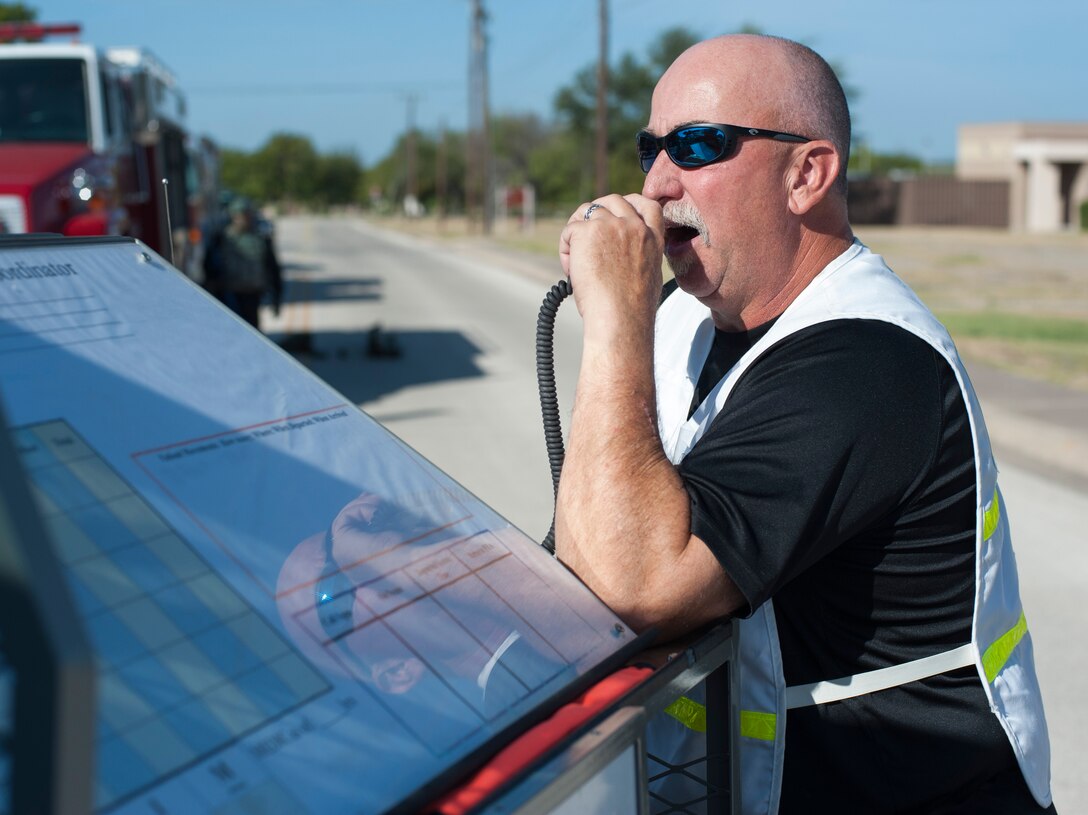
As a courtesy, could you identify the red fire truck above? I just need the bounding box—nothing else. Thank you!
[0,23,217,274]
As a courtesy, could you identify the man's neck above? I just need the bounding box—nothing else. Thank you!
[712,229,855,331]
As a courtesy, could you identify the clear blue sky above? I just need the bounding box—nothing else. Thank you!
[29,0,1088,169]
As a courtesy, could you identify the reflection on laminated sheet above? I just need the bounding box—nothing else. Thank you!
[296,528,584,755]
[406,548,470,591]
[450,534,506,570]
[353,569,424,618]
[385,595,520,717]
[477,551,608,664]
[341,622,483,754]
[433,573,566,693]
[133,418,473,597]
[311,589,365,642]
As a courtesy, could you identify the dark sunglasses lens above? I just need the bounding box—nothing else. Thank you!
[636,132,659,172]
[669,126,729,167]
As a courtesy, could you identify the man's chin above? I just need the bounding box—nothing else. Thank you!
[664,250,695,280]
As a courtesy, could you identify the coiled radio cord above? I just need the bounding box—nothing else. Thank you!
[536,278,572,553]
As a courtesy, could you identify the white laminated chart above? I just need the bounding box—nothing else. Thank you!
[290,527,606,756]
[0,290,132,354]
[0,237,636,814]
[15,419,329,811]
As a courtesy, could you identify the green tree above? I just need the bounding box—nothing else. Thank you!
[368,129,465,214]
[219,148,261,202]
[365,138,400,209]
[367,131,421,211]
[314,151,365,208]
[645,26,705,76]
[848,147,926,177]
[549,26,701,203]
[0,3,36,23]
[220,135,360,210]
[490,111,557,214]
[251,133,320,205]
[527,130,589,214]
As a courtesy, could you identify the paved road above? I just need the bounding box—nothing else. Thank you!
[266,214,1085,812]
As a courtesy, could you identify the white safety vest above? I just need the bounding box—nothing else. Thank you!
[648,240,1052,813]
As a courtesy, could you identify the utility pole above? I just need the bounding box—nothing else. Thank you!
[468,0,492,233]
[595,0,609,197]
[437,121,448,224]
[404,93,419,214]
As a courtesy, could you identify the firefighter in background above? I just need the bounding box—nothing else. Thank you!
[203,197,282,331]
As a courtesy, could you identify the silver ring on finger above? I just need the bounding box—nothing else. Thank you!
[584,203,603,221]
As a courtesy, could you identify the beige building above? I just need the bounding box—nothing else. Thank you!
[957,122,1088,232]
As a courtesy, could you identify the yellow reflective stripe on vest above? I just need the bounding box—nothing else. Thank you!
[983,488,1001,540]
[665,698,779,742]
[739,710,776,741]
[664,696,706,733]
[983,610,1028,683]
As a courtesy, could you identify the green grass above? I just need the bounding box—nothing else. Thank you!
[938,312,1088,344]
[939,253,984,266]
[939,312,1088,389]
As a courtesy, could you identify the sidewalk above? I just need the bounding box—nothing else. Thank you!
[967,364,1088,493]
[406,225,1088,494]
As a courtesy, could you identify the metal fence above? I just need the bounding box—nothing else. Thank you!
[849,176,1010,228]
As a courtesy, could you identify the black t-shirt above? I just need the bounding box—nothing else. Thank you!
[679,317,1036,813]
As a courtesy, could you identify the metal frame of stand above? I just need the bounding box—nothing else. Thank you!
[476,622,739,815]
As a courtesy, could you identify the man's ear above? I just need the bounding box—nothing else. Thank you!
[786,141,841,216]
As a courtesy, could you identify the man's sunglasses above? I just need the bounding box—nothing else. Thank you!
[636,123,811,173]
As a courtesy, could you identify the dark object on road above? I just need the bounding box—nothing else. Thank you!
[367,324,402,358]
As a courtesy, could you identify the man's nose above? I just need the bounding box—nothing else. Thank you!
[641,151,682,202]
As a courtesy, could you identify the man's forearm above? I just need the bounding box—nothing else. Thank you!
[554,333,694,634]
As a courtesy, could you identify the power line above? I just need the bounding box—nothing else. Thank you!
[187,82,460,96]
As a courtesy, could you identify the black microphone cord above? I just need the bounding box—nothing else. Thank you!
[536,278,571,553]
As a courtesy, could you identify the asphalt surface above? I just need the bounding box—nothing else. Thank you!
[266,215,1087,812]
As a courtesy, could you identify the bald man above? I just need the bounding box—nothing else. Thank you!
[555,34,1054,814]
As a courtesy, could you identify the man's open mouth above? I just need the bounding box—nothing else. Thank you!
[665,225,700,251]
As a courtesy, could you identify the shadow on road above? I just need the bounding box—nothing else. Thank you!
[283,276,385,304]
[272,327,486,405]
[280,262,324,274]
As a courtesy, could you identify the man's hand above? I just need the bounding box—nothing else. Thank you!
[558,194,666,345]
